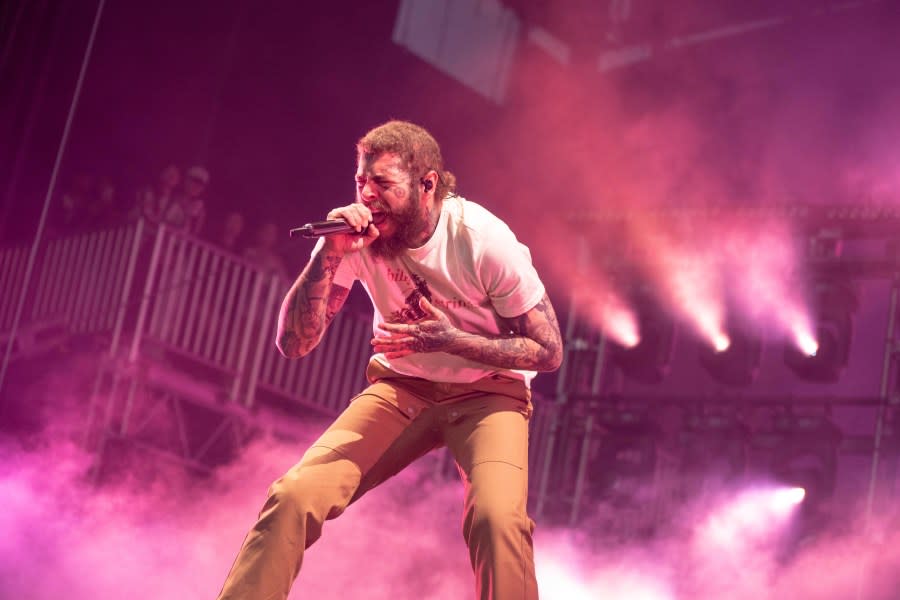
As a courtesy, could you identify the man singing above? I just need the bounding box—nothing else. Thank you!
[217,120,562,600]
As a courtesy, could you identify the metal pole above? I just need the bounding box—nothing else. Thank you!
[129,225,166,363]
[536,234,600,519]
[108,220,145,357]
[863,275,900,525]
[568,334,607,525]
[0,0,106,400]
[534,292,576,518]
[855,273,899,600]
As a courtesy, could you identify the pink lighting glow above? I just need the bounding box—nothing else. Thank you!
[794,327,820,357]
[536,558,594,600]
[602,298,641,348]
[772,486,807,509]
[724,227,820,356]
[695,485,806,555]
[663,251,727,351]
[571,285,641,349]
[713,333,731,353]
[535,538,674,600]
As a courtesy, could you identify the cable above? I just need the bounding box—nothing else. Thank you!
[0,0,107,402]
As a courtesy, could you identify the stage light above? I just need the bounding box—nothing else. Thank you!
[784,281,857,382]
[762,414,841,556]
[776,487,806,507]
[610,290,675,384]
[696,485,808,554]
[793,326,819,357]
[619,329,640,349]
[611,316,640,348]
[713,333,731,353]
[600,298,640,348]
[767,413,842,515]
[698,318,762,387]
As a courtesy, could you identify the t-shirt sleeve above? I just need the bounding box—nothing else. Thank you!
[477,221,546,318]
[310,237,357,289]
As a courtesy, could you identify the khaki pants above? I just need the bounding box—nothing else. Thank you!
[217,360,538,600]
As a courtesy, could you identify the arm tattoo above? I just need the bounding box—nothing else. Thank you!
[325,286,350,327]
[306,252,340,283]
[276,249,348,358]
[444,294,563,371]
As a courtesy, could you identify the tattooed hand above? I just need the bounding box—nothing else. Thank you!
[372,292,563,372]
[372,296,459,359]
[322,203,380,255]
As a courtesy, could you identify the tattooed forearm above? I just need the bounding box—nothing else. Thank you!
[401,294,563,371]
[276,249,348,358]
[447,314,562,371]
[277,330,302,358]
[457,295,562,371]
[306,252,339,283]
[324,286,349,327]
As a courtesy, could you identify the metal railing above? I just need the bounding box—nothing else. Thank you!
[32,224,142,335]
[2,221,373,414]
[251,302,372,412]
[126,225,372,408]
[2,223,144,361]
[0,245,31,332]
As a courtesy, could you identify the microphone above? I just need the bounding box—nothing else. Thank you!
[289,219,370,239]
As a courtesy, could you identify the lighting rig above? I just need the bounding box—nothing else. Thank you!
[533,204,900,535]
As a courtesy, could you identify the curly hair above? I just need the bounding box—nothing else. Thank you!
[357,120,457,201]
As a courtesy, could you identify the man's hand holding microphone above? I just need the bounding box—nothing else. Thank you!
[290,204,379,255]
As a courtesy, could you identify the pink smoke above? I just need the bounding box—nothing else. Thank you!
[2,422,899,600]
[0,433,472,600]
[499,4,899,359]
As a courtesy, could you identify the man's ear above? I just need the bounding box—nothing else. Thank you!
[420,170,438,198]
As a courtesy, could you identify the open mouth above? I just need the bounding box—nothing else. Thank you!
[371,212,388,226]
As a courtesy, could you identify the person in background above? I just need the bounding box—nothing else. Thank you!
[53,173,120,233]
[135,164,207,236]
[242,221,289,280]
[84,175,119,229]
[54,172,95,235]
[181,165,209,236]
[135,164,181,229]
[217,210,246,254]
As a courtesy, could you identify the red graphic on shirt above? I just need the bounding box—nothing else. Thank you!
[388,271,432,323]
[385,267,475,323]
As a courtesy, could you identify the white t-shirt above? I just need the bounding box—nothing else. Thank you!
[315,195,546,386]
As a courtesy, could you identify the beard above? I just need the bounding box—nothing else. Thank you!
[367,188,428,259]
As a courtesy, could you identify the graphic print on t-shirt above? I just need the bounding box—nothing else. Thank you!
[385,265,477,323]
[386,267,433,323]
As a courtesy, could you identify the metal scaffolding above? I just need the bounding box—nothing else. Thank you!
[0,221,372,474]
[533,210,900,533]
